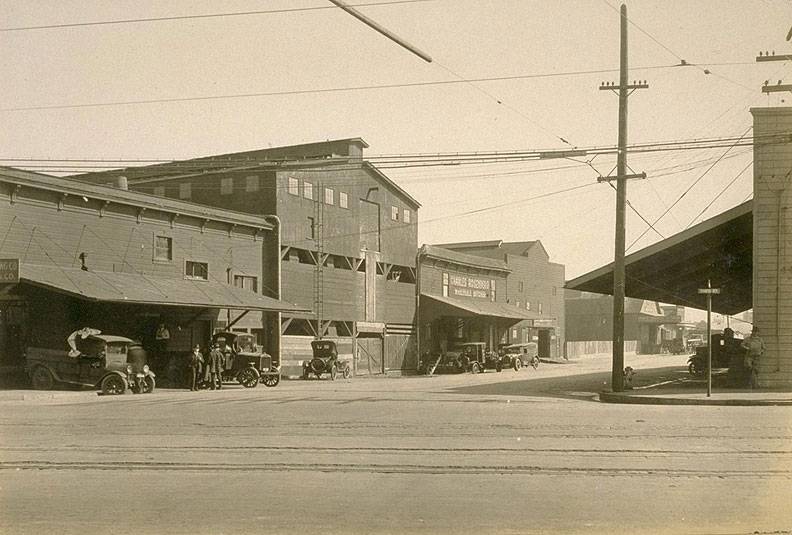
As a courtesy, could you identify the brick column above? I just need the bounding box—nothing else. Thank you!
[751,107,792,388]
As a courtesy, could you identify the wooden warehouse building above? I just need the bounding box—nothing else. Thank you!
[75,138,421,376]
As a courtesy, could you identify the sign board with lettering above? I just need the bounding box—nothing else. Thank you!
[0,259,20,284]
[450,275,493,299]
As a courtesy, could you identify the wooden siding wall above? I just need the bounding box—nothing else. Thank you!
[277,168,417,266]
[280,335,354,377]
[419,260,508,303]
[0,182,267,333]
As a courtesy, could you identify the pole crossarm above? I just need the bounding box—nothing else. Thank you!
[599,82,649,92]
[597,172,646,183]
[756,54,792,62]
[762,84,792,94]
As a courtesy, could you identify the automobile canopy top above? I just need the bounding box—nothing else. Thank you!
[18,263,308,313]
[565,201,752,315]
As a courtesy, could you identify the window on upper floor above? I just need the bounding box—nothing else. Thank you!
[288,176,299,196]
[552,286,557,296]
[179,182,191,200]
[391,206,399,221]
[526,301,531,311]
[303,181,314,200]
[339,191,348,209]
[442,272,449,297]
[538,302,543,314]
[233,275,258,292]
[404,208,411,223]
[306,217,315,240]
[490,280,496,302]
[518,281,524,292]
[154,236,172,262]
[324,187,334,205]
[516,300,521,308]
[245,175,259,192]
[153,186,165,197]
[185,261,208,280]
[220,177,233,195]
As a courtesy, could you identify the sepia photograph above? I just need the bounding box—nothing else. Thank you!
[0,1,791,533]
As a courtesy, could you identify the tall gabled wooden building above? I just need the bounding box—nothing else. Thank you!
[75,138,420,376]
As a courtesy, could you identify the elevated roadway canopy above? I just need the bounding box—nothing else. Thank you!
[565,201,752,315]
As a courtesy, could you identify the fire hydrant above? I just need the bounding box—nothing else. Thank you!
[623,367,636,390]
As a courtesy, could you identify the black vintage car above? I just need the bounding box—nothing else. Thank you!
[687,332,746,381]
[212,331,280,388]
[26,333,155,395]
[303,340,351,380]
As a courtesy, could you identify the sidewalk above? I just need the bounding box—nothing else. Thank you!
[599,375,792,406]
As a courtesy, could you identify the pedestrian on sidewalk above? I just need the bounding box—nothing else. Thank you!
[187,344,204,391]
[741,326,765,389]
[207,342,224,390]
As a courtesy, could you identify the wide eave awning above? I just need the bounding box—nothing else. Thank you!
[565,201,752,315]
[19,263,308,313]
[421,292,540,321]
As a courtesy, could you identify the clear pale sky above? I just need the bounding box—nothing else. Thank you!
[1,0,790,280]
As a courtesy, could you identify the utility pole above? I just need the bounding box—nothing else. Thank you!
[598,4,648,392]
[313,183,325,339]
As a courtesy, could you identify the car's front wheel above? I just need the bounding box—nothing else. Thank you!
[141,376,155,394]
[470,362,481,374]
[262,374,280,387]
[513,359,522,371]
[342,365,351,379]
[330,364,338,381]
[31,366,54,390]
[101,374,126,395]
[238,368,260,388]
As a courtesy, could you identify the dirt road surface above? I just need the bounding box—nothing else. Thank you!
[1,354,790,534]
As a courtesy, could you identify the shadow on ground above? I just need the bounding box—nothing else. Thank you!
[445,365,694,401]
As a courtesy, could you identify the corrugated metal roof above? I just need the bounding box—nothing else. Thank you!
[420,245,510,273]
[20,263,308,312]
[421,292,540,320]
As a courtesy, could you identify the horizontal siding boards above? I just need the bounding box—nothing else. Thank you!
[280,335,353,377]
[565,340,638,358]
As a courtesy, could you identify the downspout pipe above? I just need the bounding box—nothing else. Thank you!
[263,215,282,366]
[416,246,424,372]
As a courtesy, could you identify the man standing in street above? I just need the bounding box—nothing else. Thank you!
[741,326,766,389]
[207,342,224,390]
[188,344,204,391]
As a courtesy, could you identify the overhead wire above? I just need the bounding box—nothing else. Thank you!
[683,160,754,230]
[0,0,434,32]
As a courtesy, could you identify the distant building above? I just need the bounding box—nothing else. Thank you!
[564,291,669,357]
[74,139,420,376]
[432,240,565,358]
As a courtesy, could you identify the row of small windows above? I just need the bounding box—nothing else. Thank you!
[288,176,411,223]
[152,176,261,199]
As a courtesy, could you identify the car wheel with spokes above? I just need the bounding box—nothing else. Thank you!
[141,376,155,394]
[31,366,55,390]
[330,364,338,381]
[470,362,481,374]
[342,365,351,379]
[513,359,522,371]
[101,374,126,395]
[262,374,280,387]
[531,356,540,370]
[238,368,260,388]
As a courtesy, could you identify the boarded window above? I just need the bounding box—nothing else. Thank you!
[339,191,348,209]
[154,236,172,261]
[220,177,233,195]
[185,261,208,280]
[288,177,299,196]
[245,175,259,192]
[404,208,411,223]
[179,182,191,200]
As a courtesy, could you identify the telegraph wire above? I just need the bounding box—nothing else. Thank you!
[683,160,754,230]
[0,63,750,113]
[0,1,433,32]
[625,126,753,253]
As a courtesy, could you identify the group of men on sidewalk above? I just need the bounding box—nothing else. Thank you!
[186,342,225,391]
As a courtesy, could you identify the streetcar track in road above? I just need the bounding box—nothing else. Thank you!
[1,460,790,478]
[3,445,791,456]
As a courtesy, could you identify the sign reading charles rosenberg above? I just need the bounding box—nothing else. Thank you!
[0,259,20,284]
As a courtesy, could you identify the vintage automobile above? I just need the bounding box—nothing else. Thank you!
[499,342,540,370]
[303,340,351,380]
[686,335,705,352]
[687,332,744,378]
[26,333,155,395]
[428,342,496,374]
[212,331,280,388]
